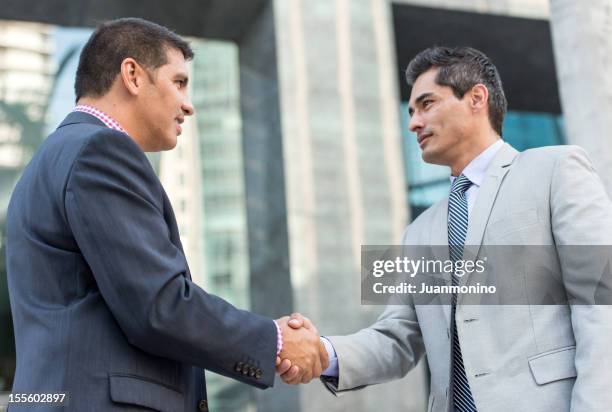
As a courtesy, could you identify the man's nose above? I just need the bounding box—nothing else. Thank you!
[182,99,195,116]
[408,112,424,132]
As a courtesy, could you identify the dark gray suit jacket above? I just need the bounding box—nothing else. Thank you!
[6,112,277,411]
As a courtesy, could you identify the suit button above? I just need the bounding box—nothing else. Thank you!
[255,369,262,379]
[235,362,244,372]
[198,399,208,412]
[248,367,256,377]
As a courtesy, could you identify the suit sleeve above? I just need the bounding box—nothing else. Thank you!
[321,229,425,395]
[64,129,277,389]
[550,146,612,411]
[322,304,425,395]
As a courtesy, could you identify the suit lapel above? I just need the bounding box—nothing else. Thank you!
[160,184,192,280]
[458,143,519,289]
[423,144,519,334]
[430,198,450,253]
[427,199,452,326]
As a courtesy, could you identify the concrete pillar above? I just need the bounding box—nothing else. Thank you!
[238,2,299,411]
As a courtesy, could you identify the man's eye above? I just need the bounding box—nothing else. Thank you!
[176,80,185,88]
[423,100,433,108]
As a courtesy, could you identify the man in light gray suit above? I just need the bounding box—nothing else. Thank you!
[279,47,612,411]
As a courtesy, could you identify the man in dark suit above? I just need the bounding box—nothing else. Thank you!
[6,18,326,411]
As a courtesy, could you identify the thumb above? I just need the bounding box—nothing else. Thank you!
[288,318,303,329]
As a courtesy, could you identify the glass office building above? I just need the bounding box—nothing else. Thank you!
[0,2,572,411]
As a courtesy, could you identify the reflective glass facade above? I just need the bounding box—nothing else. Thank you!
[401,103,566,218]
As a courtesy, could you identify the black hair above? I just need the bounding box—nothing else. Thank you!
[75,17,193,101]
[406,46,507,135]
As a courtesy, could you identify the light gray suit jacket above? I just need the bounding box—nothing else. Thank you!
[324,143,612,411]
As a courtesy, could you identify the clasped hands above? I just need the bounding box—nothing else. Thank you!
[275,313,328,384]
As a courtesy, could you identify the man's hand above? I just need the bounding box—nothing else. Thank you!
[275,313,328,384]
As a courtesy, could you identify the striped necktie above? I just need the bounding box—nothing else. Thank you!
[448,174,477,411]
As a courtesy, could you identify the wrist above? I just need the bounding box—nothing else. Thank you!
[273,320,283,356]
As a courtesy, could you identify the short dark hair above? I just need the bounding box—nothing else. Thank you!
[405,46,507,135]
[75,17,194,101]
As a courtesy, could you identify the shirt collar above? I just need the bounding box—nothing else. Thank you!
[449,139,504,187]
[73,104,127,134]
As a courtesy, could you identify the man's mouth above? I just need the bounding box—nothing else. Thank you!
[417,132,432,147]
[175,118,184,135]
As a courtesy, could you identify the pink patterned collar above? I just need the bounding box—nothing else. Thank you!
[74,104,127,134]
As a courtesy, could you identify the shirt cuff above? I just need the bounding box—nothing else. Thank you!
[321,336,339,377]
[273,320,283,356]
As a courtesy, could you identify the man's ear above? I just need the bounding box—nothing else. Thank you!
[119,58,143,96]
[469,83,489,112]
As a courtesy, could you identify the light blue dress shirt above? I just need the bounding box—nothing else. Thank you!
[320,139,504,377]
[449,139,503,216]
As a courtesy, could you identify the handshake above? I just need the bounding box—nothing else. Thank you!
[274,313,329,384]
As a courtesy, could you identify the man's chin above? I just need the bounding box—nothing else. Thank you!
[421,149,436,164]
[421,149,444,166]
[162,136,178,151]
